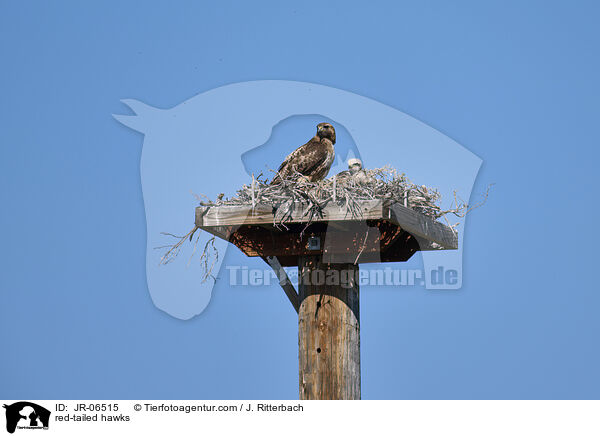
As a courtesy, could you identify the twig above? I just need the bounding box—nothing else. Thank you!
[354,228,370,265]
[157,227,198,265]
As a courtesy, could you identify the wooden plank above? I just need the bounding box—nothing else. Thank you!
[196,200,386,227]
[195,206,209,227]
[196,200,458,251]
[388,203,458,250]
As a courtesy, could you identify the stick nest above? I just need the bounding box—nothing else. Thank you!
[159,167,491,279]
[198,166,474,224]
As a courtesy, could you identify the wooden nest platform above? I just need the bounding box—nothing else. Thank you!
[194,198,459,400]
[195,199,457,267]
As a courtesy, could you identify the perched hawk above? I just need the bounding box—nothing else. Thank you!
[270,122,336,184]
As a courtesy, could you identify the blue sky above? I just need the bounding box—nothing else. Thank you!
[1,1,599,399]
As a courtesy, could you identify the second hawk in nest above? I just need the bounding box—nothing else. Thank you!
[270,122,336,185]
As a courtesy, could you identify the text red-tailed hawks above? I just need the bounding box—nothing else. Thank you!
[270,123,336,184]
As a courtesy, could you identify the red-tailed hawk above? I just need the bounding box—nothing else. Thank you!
[270,122,336,184]
[334,158,373,185]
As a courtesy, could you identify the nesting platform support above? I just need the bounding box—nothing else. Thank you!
[298,256,360,400]
[195,199,458,400]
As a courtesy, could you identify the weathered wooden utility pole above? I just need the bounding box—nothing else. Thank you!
[298,257,360,399]
[196,199,457,400]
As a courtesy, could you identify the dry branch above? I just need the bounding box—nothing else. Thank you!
[155,226,218,284]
